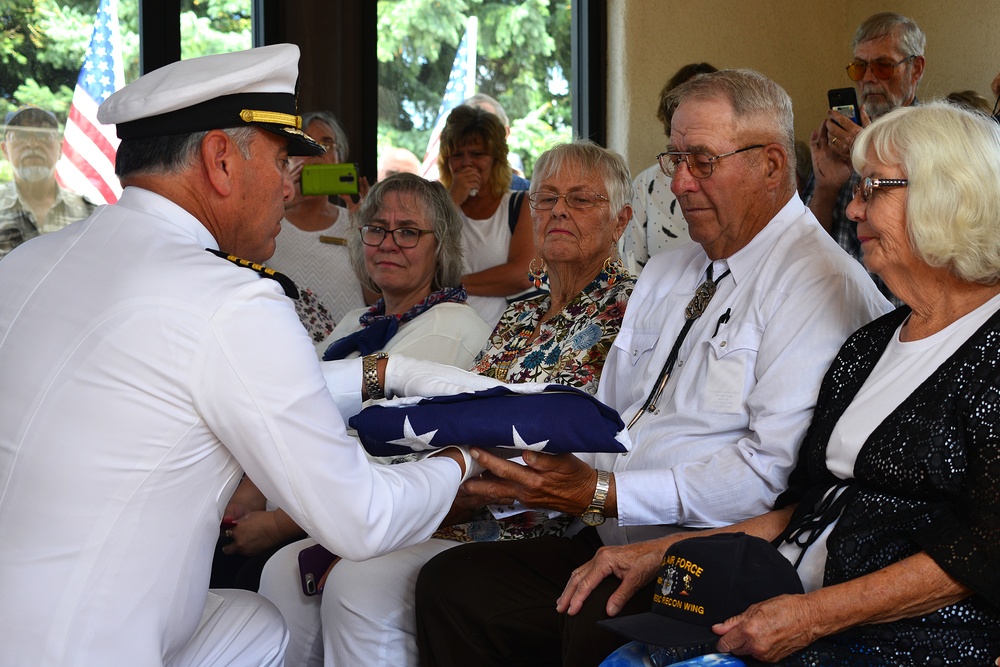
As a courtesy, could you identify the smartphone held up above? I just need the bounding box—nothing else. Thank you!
[828,87,861,127]
[300,163,360,197]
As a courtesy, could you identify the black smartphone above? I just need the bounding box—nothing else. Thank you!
[300,163,359,197]
[297,543,339,596]
[827,87,861,127]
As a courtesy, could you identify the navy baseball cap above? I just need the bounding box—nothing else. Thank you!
[599,532,804,648]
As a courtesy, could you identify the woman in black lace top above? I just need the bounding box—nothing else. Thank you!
[558,102,1000,667]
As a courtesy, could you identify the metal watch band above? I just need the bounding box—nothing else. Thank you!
[588,469,611,513]
[363,352,388,400]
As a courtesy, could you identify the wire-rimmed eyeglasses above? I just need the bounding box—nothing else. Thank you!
[657,145,765,179]
[852,176,908,203]
[845,55,916,82]
[4,127,60,146]
[359,225,435,248]
[527,191,610,210]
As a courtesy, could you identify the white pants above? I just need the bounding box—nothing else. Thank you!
[258,537,460,667]
[166,589,288,667]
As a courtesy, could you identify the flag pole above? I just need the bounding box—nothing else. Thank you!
[464,17,477,98]
[418,17,479,180]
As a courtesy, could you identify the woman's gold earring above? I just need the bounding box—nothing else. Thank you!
[603,256,623,286]
[528,258,548,289]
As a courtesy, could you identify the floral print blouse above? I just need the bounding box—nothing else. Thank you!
[434,260,635,543]
[470,261,634,395]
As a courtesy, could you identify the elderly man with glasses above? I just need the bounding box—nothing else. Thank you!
[805,12,926,307]
[414,69,893,667]
[0,106,97,259]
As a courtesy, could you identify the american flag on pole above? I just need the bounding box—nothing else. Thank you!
[55,0,124,204]
[419,16,478,181]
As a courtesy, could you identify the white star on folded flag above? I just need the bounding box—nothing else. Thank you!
[511,425,548,451]
[387,416,438,451]
[350,385,630,457]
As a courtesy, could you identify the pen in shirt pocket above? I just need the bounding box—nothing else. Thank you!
[713,308,731,337]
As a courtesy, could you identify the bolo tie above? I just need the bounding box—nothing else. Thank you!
[626,263,731,430]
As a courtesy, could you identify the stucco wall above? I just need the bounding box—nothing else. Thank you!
[608,0,1000,179]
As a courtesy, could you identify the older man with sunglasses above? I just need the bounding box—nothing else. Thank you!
[805,12,925,307]
[414,69,892,667]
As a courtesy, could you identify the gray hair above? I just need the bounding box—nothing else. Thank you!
[348,172,465,293]
[464,93,510,127]
[663,68,795,188]
[115,126,256,179]
[852,12,926,57]
[528,140,633,216]
[301,110,349,162]
[852,101,1000,284]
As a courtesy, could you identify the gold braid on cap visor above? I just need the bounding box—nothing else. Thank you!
[239,109,302,129]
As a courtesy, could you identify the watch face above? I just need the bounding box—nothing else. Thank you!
[581,510,605,527]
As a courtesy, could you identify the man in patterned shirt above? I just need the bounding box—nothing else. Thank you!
[0,106,96,259]
[804,12,925,306]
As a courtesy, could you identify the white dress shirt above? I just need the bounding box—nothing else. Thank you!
[586,195,893,546]
[0,187,464,665]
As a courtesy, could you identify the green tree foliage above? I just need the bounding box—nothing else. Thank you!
[376,0,573,176]
[1,0,248,123]
[1,0,249,183]
[3,0,569,180]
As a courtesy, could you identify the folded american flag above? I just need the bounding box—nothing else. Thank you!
[349,385,630,456]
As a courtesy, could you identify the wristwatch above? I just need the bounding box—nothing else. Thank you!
[362,352,388,400]
[580,469,611,527]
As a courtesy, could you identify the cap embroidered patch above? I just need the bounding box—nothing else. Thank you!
[599,532,804,649]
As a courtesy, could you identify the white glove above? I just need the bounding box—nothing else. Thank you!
[415,446,485,483]
[440,446,485,483]
[384,355,504,399]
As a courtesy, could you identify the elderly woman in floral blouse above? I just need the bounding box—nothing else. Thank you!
[261,140,637,667]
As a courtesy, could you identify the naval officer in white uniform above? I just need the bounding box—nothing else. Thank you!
[0,44,492,667]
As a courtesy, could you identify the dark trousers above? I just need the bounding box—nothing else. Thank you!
[415,528,654,667]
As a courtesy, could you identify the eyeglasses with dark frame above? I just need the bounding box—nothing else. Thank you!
[527,191,610,210]
[852,176,908,203]
[845,55,916,82]
[359,225,435,248]
[657,144,766,179]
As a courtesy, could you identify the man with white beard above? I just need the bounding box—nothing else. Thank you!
[803,12,925,306]
[0,106,96,259]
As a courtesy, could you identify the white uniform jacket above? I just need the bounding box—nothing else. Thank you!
[0,187,462,665]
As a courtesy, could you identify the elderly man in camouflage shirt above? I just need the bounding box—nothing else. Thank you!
[0,106,96,258]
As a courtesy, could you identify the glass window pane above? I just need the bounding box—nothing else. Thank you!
[1,0,251,226]
[1,0,140,236]
[375,0,573,182]
[180,0,252,59]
